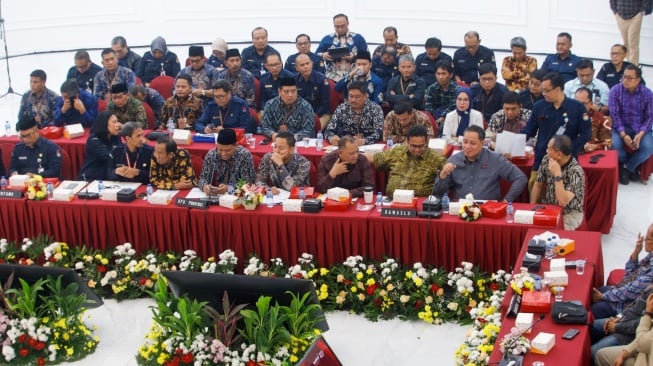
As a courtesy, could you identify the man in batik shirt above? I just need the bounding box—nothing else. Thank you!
[325,81,383,146]
[575,87,612,153]
[261,78,315,140]
[486,92,532,142]
[216,49,256,109]
[382,100,434,143]
[18,69,60,128]
[501,36,538,92]
[199,129,256,195]
[159,75,204,131]
[177,45,216,104]
[93,48,136,101]
[256,132,311,192]
[149,135,196,190]
[316,13,368,82]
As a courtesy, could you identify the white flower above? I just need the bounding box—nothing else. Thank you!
[75,261,85,270]
[2,345,15,361]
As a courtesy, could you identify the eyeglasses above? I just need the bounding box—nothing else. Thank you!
[213,93,228,100]
[188,58,203,64]
[623,76,639,80]
[408,144,427,150]
[480,77,496,82]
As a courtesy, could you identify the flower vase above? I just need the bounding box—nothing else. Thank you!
[243,201,258,211]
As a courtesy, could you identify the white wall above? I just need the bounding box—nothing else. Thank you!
[0,0,651,96]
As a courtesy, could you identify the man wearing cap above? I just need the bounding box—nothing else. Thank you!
[195,80,253,134]
[415,37,453,88]
[208,37,228,71]
[256,131,311,192]
[177,45,216,103]
[326,81,384,146]
[136,36,181,85]
[385,55,426,110]
[66,50,102,92]
[9,117,63,180]
[285,34,326,75]
[54,79,98,128]
[149,135,196,190]
[317,135,374,197]
[241,26,280,80]
[198,128,256,195]
[258,53,295,110]
[215,49,256,108]
[18,69,61,128]
[159,74,204,131]
[93,48,136,101]
[372,46,399,92]
[334,50,384,105]
[261,77,315,140]
[316,13,369,82]
[106,82,147,127]
[108,121,153,184]
[294,54,331,130]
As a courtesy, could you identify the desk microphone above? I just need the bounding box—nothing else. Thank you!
[78,174,99,199]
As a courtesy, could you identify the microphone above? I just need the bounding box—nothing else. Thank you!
[78,174,99,199]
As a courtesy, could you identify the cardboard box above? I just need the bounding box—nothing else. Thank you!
[554,239,576,256]
[515,312,533,332]
[64,123,84,139]
[521,290,552,313]
[326,187,350,202]
[148,190,177,205]
[550,258,566,272]
[544,271,568,286]
[393,189,414,204]
[9,174,29,188]
[172,129,192,145]
[282,199,303,212]
[531,332,555,355]
[514,210,535,224]
[53,189,74,201]
[219,194,241,209]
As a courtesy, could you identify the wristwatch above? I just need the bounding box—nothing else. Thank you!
[553,176,563,182]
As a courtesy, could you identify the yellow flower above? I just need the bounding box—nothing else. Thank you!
[101,258,109,265]
[366,268,373,275]
[350,286,357,293]
[356,272,363,280]
[320,267,329,276]
[157,352,169,364]
[365,278,375,286]
[413,277,423,287]
[66,346,74,356]
[405,270,413,279]
[357,293,365,301]
[386,283,395,291]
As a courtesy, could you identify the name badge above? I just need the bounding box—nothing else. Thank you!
[555,126,566,135]
[18,156,27,160]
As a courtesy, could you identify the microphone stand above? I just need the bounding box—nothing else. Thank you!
[0,1,20,99]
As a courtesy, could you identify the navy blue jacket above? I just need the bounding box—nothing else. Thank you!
[453,46,496,85]
[241,45,280,79]
[542,53,581,83]
[295,70,330,116]
[137,51,181,83]
[66,63,102,92]
[54,88,98,128]
[415,52,453,87]
[259,69,295,110]
[372,57,398,91]
[284,52,325,74]
[107,144,154,184]
[78,133,122,180]
[471,83,509,121]
[195,96,253,133]
[9,137,62,179]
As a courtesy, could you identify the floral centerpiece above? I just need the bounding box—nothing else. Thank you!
[459,194,481,222]
[509,267,535,295]
[499,327,531,356]
[26,175,47,200]
[235,181,266,210]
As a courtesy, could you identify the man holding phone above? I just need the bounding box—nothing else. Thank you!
[198,129,255,195]
[54,79,98,128]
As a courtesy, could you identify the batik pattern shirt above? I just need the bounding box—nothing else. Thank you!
[486,109,532,138]
[216,68,256,108]
[159,95,204,130]
[198,146,256,190]
[373,144,445,197]
[256,153,311,190]
[93,66,136,100]
[325,100,383,144]
[536,155,585,215]
[501,56,538,92]
[18,88,60,128]
[177,64,215,90]
[261,97,315,139]
[149,149,197,189]
[382,110,434,143]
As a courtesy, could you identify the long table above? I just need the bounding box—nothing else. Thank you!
[487,229,604,366]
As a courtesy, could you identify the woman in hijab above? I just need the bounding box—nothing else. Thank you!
[442,87,484,146]
[77,111,123,180]
[136,36,181,85]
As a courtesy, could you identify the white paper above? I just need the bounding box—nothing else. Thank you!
[358,144,386,153]
[495,131,526,157]
[185,187,208,199]
[85,180,141,193]
[54,180,87,195]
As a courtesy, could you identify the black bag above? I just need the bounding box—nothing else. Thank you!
[551,301,587,324]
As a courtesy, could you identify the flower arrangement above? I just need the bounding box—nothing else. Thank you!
[235,181,266,209]
[26,175,47,200]
[499,327,531,355]
[509,267,536,295]
[459,194,481,222]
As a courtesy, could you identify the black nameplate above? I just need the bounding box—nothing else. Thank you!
[381,208,417,217]
[0,190,23,199]
[176,197,208,210]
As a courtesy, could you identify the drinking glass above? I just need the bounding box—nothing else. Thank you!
[576,260,586,275]
[363,186,374,204]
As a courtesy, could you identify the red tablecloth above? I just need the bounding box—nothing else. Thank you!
[488,228,604,366]
[0,197,29,242]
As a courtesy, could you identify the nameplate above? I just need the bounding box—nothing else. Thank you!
[381,208,417,217]
[0,190,23,199]
[175,197,208,210]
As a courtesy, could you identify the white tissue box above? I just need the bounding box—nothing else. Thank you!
[148,190,177,205]
[326,187,350,202]
[9,174,29,187]
[449,201,461,215]
[219,194,241,209]
[544,271,568,286]
[282,199,303,212]
[393,189,414,204]
[515,312,533,333]
[64,123,84,139]
[173,129,192,145]
[428,138,447,155]
[531,332,555,355]
[53,189,74,201]
[100,188,120,201]
[514,210,535,224]
[550,258,566,272]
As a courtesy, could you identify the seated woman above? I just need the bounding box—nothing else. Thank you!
[77,111,122,180]
[442,88,483,146]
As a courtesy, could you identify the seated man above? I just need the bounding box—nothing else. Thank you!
[256,131,311,192]
[196,80,252,134]
[372,46,399,92]
[261,77,314,139]
[500,36,538,92]
[18,69,60,128]
[383,100,434,143]
[136,36,181,85]
[453,31,496,86]
[609,64,653,185]
[108,121,153,184]
[433,125,527,202]
[111,36,141,72]
[54,79,98,128]
[334,50,384,105]
[317,135,374,197]
[370,125,445,197]
[258,53,295,110]
[285,33,326,75]
[149,135,196,190]
[198,128,256,195]
[207,37,228,71]
[241,26,280,79]
[93,48,136,101]
[471,63,509,123]
[294,54,331,130]
[486,92,531,142]
[215,49,256,108]
[372,26,411,58]
[564,59,610,115]
[385,55,426,110]
[129,85,165,126]
[575,87,612,153]
[424,60,457,134]
[9,117,62,179]
[530,135,585,230]
[106,83,147,127]
[519,68,546,111]
[415,37,453,88]
[66,50,102,92]
[326,81,384,146]
[159,74,204,131]
[177,45,216,102]
[541,32,581,83]
[597,44,633,89]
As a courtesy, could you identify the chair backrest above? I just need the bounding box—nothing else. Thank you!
[190,153,204,179]
[249,107,260,127]
[423,110,439,137]
[0,142,15,174]
[60,148,74,180]
[134,76,143,86]
[314,113,321,135]
[253,77,261,111]
[149,76,175,100]
[308,161,318,186]
[328,79,344,114]
[142,102,156,130]
[252,154,261,171]
[97,99,107,112]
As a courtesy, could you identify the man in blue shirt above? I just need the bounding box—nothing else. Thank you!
[241,27,280,80]
[294,54,331,130]
[453,31,496,87]
[372,46,399,93]
[259,53,294,110]
[541,33,582,83]
[334,51,384,105]
[471,63,509,123]
[9,117,63,179]
[196,80,253,134]
[519,68,546,110]
[285,34,325,75]
[54,79,98,128]
[107,121,153,184]
[415,37,453,88]
[66,50,102,92]
[316,13,368,82]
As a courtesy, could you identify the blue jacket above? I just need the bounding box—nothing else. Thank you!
[453,46,496,85]
[284,52,325,74]
[415,52,453,87]
[372,57,398,91]
[241,45,280,79]
[195,96,253,133]
[66,63,102,92]
[334,72,384,105]
[385,74,426,109]
[9,137,63,179]
[542,53,581,83]
[471,83,509,121]
[295,71,330,116]
[137,51,181,83]
[54,88,98,128]
[78,133,122,180]
[107,144,153,184]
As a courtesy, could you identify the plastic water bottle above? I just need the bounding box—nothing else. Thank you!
[4,121,11,136]
[256,126,262,135]
[266,190,274,208]
[386,135,394,149]
[545,238,554,260]
[46,182,54,200]
[299,186,306,199]
[356,69,364,77]
[0,176,6,190]
[316,130,323,151]
[228,183,234,195]
[506,202,514,223]
[376,192,383,213]
[441,193,450,214]
[146,184,154,200]
[98,180,105,193]
[167,118,175,135]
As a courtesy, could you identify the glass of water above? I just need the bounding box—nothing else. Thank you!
[576,260,586,275]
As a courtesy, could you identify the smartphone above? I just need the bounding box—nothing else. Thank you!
[531,205,545,211]
[562,328,580,340]
[260,138,271,145]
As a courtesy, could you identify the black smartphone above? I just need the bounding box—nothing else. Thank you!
[562,328,580,340]
[260,138,271,145]
[531,205,545,211]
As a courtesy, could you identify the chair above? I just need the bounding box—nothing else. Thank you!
[149,76,175,100]
[252,154,261,171]
[97,99,107,112]
[606,269,625,286]
[142,103,156,130]
[249,107,260,127]
[190,154,204,179]
[639,155,653,184]
[328,79,344,114]
[423,110,439,137]
[308,161,318,186]
[60,148,74,180]
[134,76,143,86]
[0,142,15,174]
[253,77,261,111]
